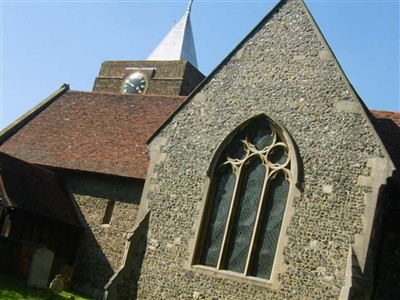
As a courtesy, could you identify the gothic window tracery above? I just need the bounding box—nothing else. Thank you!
[195,116,292,280]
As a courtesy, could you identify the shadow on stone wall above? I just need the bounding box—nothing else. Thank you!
[370,116,400,171]
[289,131,305,193]
[371,173,400,299]
[72,228,114,299]
[104,212,150,300]
[56,170,145,299]
[348,173,400,299]
[62,171,143,205]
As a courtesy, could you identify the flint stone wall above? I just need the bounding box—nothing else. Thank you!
[136,0,393,299]
[62,171,143,299]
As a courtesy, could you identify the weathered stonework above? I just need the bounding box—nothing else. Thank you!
[93,60,205,96]
[134,0,394,299]
[104,212,150,300]
[61,171,143,299]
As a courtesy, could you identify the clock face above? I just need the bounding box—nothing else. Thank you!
[123,72,148,94]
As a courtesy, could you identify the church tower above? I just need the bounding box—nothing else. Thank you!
[0,2,205,299]
[92,0,204,96]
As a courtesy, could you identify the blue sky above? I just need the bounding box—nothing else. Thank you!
[1,0,399,130]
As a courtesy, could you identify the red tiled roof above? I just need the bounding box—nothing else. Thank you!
[1,91,185,179]
[370,110,400,169]
[0,152,81,226]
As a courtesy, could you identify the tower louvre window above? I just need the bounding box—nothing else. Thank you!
[195,116,292,280]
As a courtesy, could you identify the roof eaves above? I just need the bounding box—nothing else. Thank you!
[0,172,12,207]
[0,83,70,145]
[18,206,83,229]
[43,164,146,181]
[0,152,83,227]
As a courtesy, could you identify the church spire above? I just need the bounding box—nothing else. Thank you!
[187,0,193,12]
[147,0,198,68]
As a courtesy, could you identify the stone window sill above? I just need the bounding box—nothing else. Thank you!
[187,264,279,290]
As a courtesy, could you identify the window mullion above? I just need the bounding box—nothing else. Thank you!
[216,164,242,270]
[244,163,270,275]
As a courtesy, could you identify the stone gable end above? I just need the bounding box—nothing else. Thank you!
[137,0,394,298]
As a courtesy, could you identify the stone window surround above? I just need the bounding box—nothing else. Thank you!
[185,113,301,289]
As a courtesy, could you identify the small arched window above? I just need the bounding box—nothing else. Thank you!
[194,115,293,280]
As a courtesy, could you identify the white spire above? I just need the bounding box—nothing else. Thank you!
[187,0,194,11]
[147,0,198,68]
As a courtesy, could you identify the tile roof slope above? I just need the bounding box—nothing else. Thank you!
[370,110,400,169]
[0,91,185,179]
[0,152,81,226]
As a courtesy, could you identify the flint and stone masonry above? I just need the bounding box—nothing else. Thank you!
[62,172,143,298]
[134,0,394,299]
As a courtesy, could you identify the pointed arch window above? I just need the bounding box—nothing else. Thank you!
[194,116,293,280]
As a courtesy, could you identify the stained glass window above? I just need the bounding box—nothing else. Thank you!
[201,166,236,267]
[196,116,292,281]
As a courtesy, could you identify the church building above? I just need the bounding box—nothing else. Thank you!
[0,0,399,299]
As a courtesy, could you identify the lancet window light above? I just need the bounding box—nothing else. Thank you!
[195,116,293,280]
